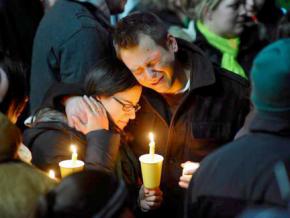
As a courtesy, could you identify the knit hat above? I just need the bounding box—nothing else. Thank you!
[0,112,21,161]
[251,39,290,115]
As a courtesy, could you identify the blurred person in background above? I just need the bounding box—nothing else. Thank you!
[33,170,134,218]
[193,0,248,78]
[0,112,56,218]
[30,0,128,113]
[0,56,28,124]
[238,0,283,75]
[0,56,32,162]
[133,0,196,42]
[0,0,43,124]
[276,10,290,39]
[0,0,43,73]
[185,38,290,218]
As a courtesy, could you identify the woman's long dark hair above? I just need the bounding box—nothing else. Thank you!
[0,56,28,122]
[84,57,138,97]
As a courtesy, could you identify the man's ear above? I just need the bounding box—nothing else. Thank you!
[166,34,178,52]
[203,6,213,21]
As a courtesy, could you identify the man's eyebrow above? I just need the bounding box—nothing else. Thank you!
[146,53,159,63]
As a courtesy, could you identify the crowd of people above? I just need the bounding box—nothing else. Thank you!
[0,0,290,217]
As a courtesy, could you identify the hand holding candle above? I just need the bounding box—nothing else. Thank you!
[179,161,200,189]
[48,169,56,179]
[138,185,163,211]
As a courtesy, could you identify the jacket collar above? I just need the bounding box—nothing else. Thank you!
[69,0,110,20]
[250,111,290,136]
[176,38,216,91]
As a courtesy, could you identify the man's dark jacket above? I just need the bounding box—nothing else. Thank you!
[124,39,250,217]
[185,112,290,218]
[30,0,113,112]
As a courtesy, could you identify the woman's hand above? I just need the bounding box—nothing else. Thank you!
[138,185,163,212]
[71,95,109,134]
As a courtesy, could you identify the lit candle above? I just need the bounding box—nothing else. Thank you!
[70,145,78,163]
[149,132,155,156]
[48,169,55,179]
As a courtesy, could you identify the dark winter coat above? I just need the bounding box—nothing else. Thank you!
[30,0,113,112]
[185,112,290,218]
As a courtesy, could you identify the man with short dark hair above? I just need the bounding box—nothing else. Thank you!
[113,12,250,217]
[30,0,127,112]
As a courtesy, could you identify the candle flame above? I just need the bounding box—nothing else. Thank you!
[48,170,55,179]
[70,144,77,153]
[148,132,155,156]
[149,132,154,142]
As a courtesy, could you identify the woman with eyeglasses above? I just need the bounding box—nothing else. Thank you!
[23,57,142,178]
[24,57,164,214]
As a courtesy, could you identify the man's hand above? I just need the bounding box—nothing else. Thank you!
[65,96,88,128]
[138,185,163,212]
[71,96,109,135]
[179,161,200,189]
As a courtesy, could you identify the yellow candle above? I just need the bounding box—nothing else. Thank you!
[48,169,55,179]
[70,145,78,163]
[149,132,155,155]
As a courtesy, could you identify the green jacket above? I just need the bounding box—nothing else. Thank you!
[0,161,56,218]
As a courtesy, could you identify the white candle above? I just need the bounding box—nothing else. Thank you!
[149,132,155,155]
[70,145,78,163]
[48,169,55,179]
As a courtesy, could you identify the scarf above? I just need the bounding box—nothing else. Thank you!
[197,20,247,79]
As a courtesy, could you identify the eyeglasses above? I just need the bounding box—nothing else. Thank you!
[112,96,141,113]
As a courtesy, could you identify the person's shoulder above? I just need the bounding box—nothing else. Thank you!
[199,136,250,171]
[177,38,206,56]
[214,65,249,88]
[0,161,52,181]
[13,162,57,190]
[38,0,102,37]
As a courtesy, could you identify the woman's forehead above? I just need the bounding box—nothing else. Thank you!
[114,86,142,103]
